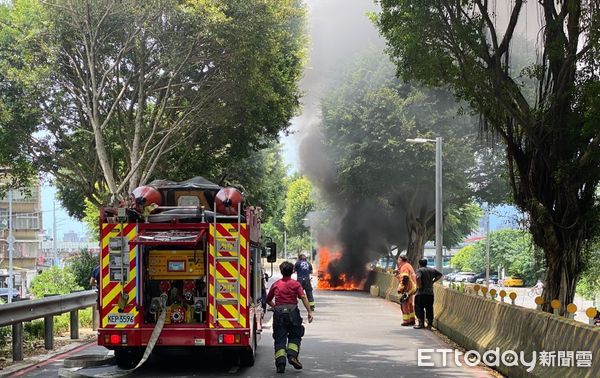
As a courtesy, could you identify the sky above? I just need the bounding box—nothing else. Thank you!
[281,0,382,173]
[41,183,88,241]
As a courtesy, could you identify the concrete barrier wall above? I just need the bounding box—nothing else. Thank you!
[370,270,600,377]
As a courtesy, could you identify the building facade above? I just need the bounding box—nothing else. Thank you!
[0,183,43,272]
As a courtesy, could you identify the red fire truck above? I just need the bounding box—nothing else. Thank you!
[97,177,273,368]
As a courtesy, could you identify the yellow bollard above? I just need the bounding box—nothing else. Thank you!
[566,303,577,320]
[489,288,497,300]
[551,299,561,316]
[499,290,507,303]
[473,284,481,296]
[509,292,517,305]
[585,307,598,326]
[534,296,543,311]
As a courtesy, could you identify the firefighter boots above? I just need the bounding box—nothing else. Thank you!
[288,356,303,370]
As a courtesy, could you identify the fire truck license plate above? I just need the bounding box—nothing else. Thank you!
[107,313,134,325]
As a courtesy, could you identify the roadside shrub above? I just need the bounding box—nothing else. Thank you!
[22,315,77,339]
[54,313,71,334]
[0,326,10,348]
[30,266,82,298]
[24,320,44,339]
[79,308,93,328]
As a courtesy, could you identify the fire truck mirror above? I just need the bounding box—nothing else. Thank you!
[266,242,277,263]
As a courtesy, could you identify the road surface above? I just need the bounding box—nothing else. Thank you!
[13,290,493,377]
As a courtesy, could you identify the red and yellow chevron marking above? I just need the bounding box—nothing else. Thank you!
[208,223,249,329]
[100,223,139,329]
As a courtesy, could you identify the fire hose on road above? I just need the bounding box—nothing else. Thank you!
[59,295,168,378]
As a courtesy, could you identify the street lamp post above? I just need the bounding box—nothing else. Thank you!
[406,137,443,272]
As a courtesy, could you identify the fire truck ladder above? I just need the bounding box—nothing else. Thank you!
[213,202,243,325]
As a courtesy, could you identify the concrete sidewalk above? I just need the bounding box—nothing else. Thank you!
[0,337,97,377]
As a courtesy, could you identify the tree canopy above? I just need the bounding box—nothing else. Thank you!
[0,0,43,192]
[282,176,315,255]
[318,51,495,266]
[376,0,600,311]
[451,229,544,285]
[0,0,306,208]
[283,176,315,237]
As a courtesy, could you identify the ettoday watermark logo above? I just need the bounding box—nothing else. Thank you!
[417,348,593,372]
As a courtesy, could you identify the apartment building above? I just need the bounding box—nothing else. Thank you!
[0,183,43,272]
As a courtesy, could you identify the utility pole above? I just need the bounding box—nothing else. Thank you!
[7,190,15,304]
[435,137,443,272]
[53,201,57,266]
[284,231,287,259]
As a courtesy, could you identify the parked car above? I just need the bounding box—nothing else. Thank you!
[443,272,458,281]
[476,274,499,285]
[468,273,486,283]
[504,275,524,287]
[453,272,476,283]
[0,288,20,302]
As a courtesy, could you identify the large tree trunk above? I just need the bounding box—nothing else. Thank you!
[406,220,429,268]
[542,249,579,315]
[509,138,589,313]
[527,204,583,314]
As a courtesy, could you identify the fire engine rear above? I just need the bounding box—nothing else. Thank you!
[97,176,269,368]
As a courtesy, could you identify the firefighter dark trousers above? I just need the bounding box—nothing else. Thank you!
[273,305,305,368]
[298,276,315,310]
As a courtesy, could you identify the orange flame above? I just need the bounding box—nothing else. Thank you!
[316,247,365,291]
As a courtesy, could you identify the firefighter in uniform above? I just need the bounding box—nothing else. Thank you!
[396,253,417,326]
[294,254,315,310]
[266,261,314,373]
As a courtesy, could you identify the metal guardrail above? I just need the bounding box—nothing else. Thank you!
[0,290,98,362]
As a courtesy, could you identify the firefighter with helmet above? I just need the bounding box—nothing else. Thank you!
[267,261,314,373]
[396,252,417,326]
[294,253,315,311]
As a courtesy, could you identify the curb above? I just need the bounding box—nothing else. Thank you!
[0,339,96,377]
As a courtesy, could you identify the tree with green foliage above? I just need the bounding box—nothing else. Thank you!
[376,0,600,311]
[451,229,544,285]
[217,142,289,250]
[577,248,600,301]
[30,266,82,298]
[66,249,99,289]
[283,176,314,236]
[0,0,306,209]
[0,0,43,193]
[319,52,493,266]
[283,176,315,254]
[221,143,288,222]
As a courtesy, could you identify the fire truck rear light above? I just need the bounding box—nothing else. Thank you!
[121,334,127,344]
[104,335,110,344]
[223,334,235,344]
[235,334,241,343]
[110,334,121,344]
